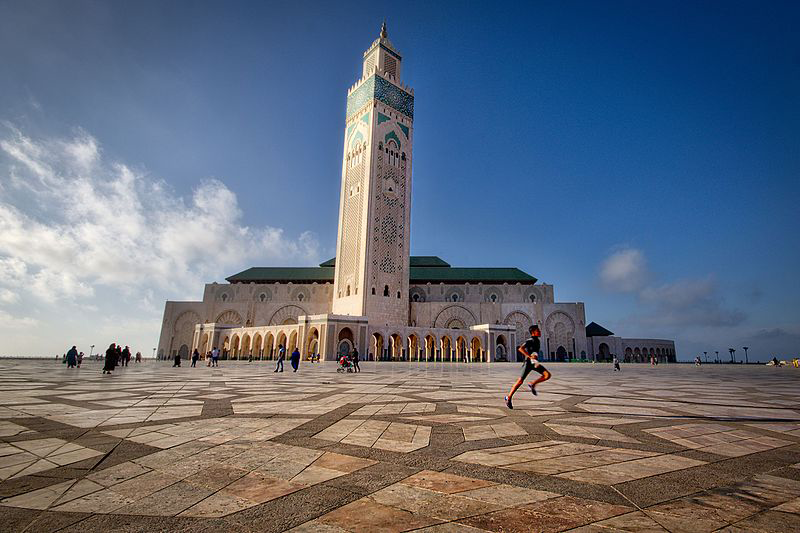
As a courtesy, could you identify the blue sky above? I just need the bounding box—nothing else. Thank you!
[0,0,798,360]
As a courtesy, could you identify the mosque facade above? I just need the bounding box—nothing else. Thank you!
[157,25,676,364]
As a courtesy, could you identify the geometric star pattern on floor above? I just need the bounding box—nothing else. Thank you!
[1,360,799,532]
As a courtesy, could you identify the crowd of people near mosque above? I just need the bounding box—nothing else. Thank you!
[59,344,141,373]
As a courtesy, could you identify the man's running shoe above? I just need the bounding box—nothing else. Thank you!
[505,396,513,409]
[529,384,538,396]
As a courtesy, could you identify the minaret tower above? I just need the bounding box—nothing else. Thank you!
[332,23,414,326]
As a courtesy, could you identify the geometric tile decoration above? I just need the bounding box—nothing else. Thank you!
[2,441,376,517]
[292,470,632,532]
[1,360,799,531]
[453,440,705,482]
[645,423,793,457]
[102,417,310,448]
[463,421,527,441]
[314,418,431,452]
[545,422,639,443]
[0,438,103,480]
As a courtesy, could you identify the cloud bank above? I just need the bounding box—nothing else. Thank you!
[0,125,320,355]
[599,247,744,329]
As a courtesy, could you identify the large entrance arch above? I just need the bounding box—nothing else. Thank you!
[496,335,508,362]
[556,345,567,361]
[598,342,610,362]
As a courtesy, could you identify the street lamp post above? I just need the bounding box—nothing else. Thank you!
[703,351,707,363]
[729,348,736,363]
[152,348,156,359]
[743,346,749,364]
[89,344,95,359]
[715,351,719,363]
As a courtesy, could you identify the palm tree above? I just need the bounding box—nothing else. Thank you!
[742,346,749,364]
[729,348,736,363]
[703,351,708,363]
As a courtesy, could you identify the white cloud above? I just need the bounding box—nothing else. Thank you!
[598,247,744,330]
[0,125,320,355]
[639,276,745,327]
[599,247,647,292]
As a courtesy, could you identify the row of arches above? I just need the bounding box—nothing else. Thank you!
[361,332,508,362]
[198,329,306,360]
[624,346,675,363]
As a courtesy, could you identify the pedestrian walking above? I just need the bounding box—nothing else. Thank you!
[274,344,285,372]
[77,351,84,368]
[613,356,621,371]
[66,346,78,368]
[351,347,360,373]
[135,351,142,363]
[290,348,301,372]
[103,343,117,374]
[505,325,551,409]
[191,348,199,367]
[211,347,220,367]
[173,351,181,367]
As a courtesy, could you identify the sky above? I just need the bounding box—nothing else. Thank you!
[0,0,798,360]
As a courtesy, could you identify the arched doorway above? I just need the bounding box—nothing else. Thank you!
[408,334,420,361]
[337,327,354,360]
[390,333,403,361]
[242,334,251,358]
[200,333,209,356]
[624,346,632,363]
[288,331,298,353]
[276,332,287,356]
[556,345,567,361]
[178,344,189,359]
[222,336,230,358]
[306,328,319,359]
[424,334,436,361]
[372,332,384,361]
[496,335,508,362]
[598,342,610,362]
[253,333,263,359]
[265,333,275,359]
[471,337,482,362]
[456,336,467,362]
[441,336,452,362]
[231,335,241,359]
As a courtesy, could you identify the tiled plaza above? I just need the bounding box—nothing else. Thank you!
[0,360,799,532]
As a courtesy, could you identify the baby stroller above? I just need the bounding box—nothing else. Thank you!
[337,355,354,373]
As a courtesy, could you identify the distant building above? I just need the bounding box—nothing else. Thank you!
[157,24,675,364]
[585,323,676,363]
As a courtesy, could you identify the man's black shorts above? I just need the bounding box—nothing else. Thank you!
[521,358,547,380]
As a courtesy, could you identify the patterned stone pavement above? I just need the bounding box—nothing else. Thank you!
[0,360,799,532]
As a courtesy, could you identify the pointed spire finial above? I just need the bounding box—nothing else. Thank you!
[380,20,387,38]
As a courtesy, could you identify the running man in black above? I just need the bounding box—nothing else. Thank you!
[505,325,551,409]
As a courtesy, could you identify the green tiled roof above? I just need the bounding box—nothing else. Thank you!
[319,256,451,268]
[227,256,536,285]
[411,267,535,284]
[226,267,334,283]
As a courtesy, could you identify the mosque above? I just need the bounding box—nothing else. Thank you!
[157,24,676,364]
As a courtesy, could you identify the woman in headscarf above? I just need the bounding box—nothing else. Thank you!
[103,343,117,374]
[66,346,78,368]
